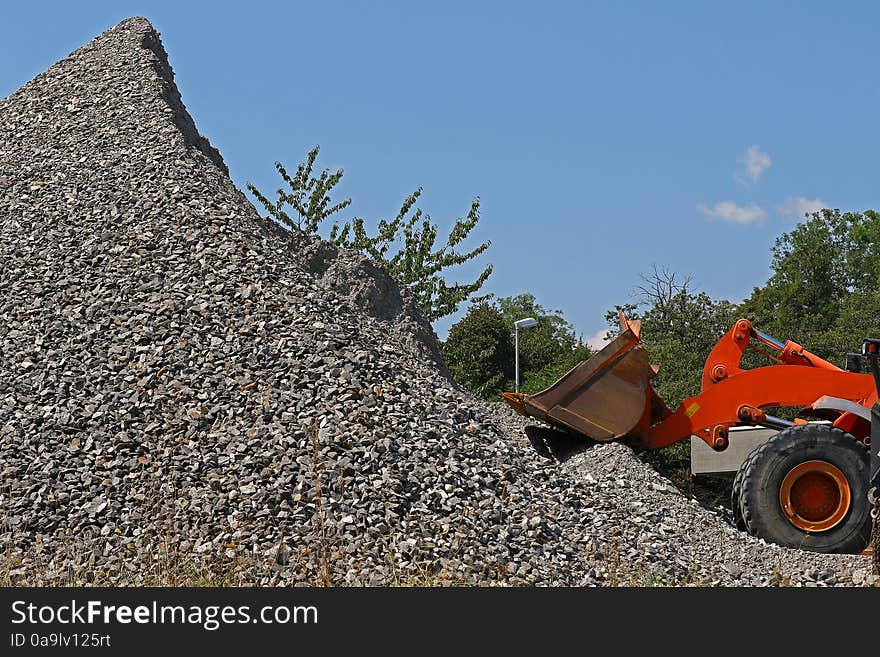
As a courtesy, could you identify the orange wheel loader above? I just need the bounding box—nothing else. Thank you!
[503,311,877,554]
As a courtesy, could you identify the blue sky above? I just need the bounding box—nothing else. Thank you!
[3,2,878,343]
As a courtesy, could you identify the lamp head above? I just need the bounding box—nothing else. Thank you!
[515,317,538,330]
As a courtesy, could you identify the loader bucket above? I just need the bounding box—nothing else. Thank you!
[502,312,669,442]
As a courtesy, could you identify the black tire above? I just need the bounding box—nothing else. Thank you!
[730,462,746,530]
[733,440,768,532]
[731,445,762,531]
[740,423,871,554]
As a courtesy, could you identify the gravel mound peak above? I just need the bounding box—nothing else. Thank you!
[1,17,874,586]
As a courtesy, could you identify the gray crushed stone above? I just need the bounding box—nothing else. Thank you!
[0,17,874,586]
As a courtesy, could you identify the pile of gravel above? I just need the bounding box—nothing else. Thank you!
[1,17,874,586]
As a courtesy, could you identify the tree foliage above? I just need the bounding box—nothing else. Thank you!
[742,208,880,360]
[441,294,592,399]
[247,146,493,321]
[246,146,351,234]
[333,188,493,322]
[440,302,514,399]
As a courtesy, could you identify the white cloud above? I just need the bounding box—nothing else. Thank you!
[696,201,766,224]
[776,196,826,221]
[585,329,609,351]
[736,145,771,184]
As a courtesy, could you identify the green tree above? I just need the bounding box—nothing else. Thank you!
[440,302,514,399]
[333,188,493,322]
[441,294,592,399]
[246,145,351,235]
[742,208,880,360]
[827,288,880,356]
[247,146,493,321]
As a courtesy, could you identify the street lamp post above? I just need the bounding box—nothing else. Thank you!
[514,317,538,392]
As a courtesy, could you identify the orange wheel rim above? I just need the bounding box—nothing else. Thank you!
[779,460,851,532]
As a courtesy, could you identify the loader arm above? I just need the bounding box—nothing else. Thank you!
[630,365,876,450]
[632,316,877,450]
[700,318,843,391]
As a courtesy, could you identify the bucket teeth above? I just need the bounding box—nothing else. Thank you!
[501,392,527,416]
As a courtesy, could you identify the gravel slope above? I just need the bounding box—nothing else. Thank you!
[0,17,874,586]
